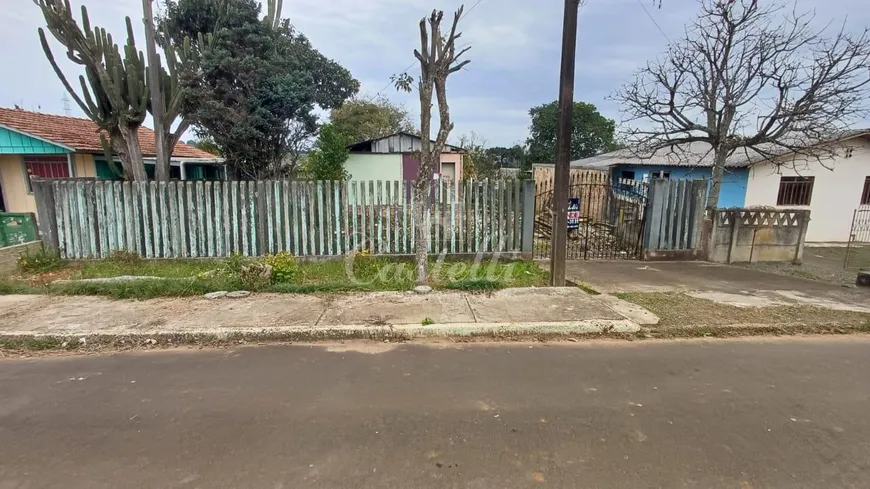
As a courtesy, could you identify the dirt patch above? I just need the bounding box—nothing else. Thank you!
[736,246,870,286]
[616,291,870,329]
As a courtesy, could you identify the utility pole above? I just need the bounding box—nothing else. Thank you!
[550,0,580,286]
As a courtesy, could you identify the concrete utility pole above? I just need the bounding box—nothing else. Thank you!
[549,0,580,286]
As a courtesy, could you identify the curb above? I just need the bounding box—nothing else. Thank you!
[0,320,640,352]
[4,322,867,354]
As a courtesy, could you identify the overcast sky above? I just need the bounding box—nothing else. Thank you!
[3,0,868,147]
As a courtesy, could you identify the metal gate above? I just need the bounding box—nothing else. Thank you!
[844,206,870,269]
[533,180,648,260]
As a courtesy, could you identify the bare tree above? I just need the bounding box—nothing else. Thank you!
[395,7,470,286]
[616,0,870,210]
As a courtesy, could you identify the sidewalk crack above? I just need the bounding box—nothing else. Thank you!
[464,294,478,323]
[314,306,328,326]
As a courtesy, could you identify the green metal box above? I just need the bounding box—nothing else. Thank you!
[0,213,38,248]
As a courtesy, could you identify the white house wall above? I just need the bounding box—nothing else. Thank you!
[345,153,402,181]
[743,137,870,242]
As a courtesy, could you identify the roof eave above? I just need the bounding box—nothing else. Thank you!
[0,123,77,152]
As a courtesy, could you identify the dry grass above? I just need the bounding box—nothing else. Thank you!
[615,291,870,330]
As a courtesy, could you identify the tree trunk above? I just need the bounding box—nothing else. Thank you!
[119,126,149,181]
[415,70,434,285]
[142,0,170,181]
[706,149,727,210]
[413,181,430,285]
[699,148,728,260]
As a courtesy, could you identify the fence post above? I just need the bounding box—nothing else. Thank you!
[794,210,810,264]
[521,179,535,256]
[31,179,60,254]
[727,210,740,264]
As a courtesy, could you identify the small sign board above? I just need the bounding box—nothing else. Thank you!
[567,198,580,230]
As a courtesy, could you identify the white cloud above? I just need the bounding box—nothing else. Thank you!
[4,0,868,148]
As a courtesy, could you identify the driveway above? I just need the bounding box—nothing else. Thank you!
[556,260,870,311]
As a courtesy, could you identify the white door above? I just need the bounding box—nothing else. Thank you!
[441,162,456,181]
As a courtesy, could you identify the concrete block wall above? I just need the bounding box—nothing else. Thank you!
[709,209,810,264]
[0,241,43,274]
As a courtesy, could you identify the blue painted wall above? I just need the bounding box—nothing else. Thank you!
[611,164,748,208]
[0,127,69,155]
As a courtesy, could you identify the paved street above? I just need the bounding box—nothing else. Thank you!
[1,337,869,488]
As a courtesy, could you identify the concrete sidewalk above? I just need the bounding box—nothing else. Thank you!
[0,287,647,339]
[558,260,870,312]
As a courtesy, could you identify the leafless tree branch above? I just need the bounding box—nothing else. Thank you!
[615,0,870,209]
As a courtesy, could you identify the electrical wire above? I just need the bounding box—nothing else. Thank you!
[635,0,671,42]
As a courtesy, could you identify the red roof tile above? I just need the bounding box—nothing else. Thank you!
[0,107,218,159]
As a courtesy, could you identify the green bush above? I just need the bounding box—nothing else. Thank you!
[260,251,299,283]
[17,247,62,274]
[209,254,270,289]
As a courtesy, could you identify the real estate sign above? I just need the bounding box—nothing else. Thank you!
[567,198,580,230]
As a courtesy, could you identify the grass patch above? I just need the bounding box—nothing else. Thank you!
[46,277,236,300]
[573,282,601,295]
[0,278,41,295]
[74,258,217,279]
[421,317,435,326]
[443,278,502,291]
[17,246,63,274]
[615,291,870,329]
[5,255,548,299]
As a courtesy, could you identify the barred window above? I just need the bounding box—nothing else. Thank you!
[861,176,870,205]
[776,176,814,206]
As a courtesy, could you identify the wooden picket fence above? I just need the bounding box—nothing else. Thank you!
[643,179,708,256]
[32,179,532,259]
[533,169,612,220]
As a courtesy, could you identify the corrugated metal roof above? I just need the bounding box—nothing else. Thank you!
[348,131,463,153]
[570,130,870,170]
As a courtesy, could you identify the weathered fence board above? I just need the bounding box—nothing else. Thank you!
[643,179,708,259]
[38,179,530,259]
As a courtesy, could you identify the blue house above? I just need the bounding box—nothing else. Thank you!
[570,143,751,208]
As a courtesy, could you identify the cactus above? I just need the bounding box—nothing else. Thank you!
[265,0,284,30]
[35,0,149,181]
[143,0,200,180]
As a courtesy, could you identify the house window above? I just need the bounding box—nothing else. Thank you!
[620,170,636,180]
[776,176,815,206]
[23,155,70,192]
[861,176,870,205]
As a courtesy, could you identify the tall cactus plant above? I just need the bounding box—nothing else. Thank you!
[35,0,149,181]
[142,0,195,181]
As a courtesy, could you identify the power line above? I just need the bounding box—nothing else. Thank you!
[374,0,487,96]
[635,0,670,43]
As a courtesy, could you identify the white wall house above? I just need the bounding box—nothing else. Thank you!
[344,132,464,192]
[743,134,870,243]
[345,153,403,181]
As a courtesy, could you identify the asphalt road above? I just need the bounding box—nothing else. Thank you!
[1,337,869,489]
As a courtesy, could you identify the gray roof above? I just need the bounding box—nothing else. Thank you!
[571,130,870,170]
